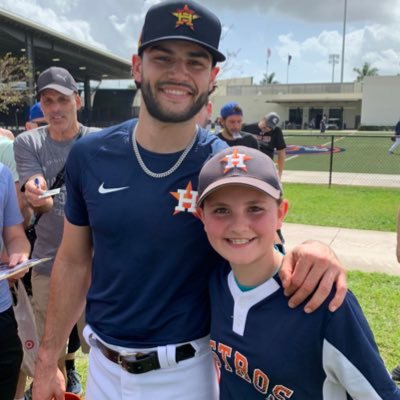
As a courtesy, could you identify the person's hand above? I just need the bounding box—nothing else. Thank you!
[7,252,28,268]
[279,240,347,313]
[6,251,29,282]
[32,362,65,400]
[24,176,53,210]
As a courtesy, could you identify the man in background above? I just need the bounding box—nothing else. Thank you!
[14,67,96,397]
[245,112,286,178]
[25,103,47,131]
[217,102,258,149]
[389,118,400,154]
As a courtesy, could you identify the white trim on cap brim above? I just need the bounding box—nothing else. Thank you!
[197,176,281,206]
[39,84,76,96]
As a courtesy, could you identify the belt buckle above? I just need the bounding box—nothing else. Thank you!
[116,351,138,365]
[120,351,160,374]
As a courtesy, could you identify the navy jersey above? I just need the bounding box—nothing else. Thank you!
[210,263,400,399]
[65,119,227,347]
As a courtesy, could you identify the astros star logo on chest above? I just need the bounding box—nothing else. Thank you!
[170,181,198,215]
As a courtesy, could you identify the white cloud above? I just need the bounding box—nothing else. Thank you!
[207,0,400,24]
[271,22,400,82]
[51,0,79,14]
[0,0,107,50]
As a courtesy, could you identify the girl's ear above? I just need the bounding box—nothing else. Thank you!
[196,207,204,221]
[196,207,208,233]
[277,199,289,229]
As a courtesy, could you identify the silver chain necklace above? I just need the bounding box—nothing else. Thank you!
[132,124,198,178]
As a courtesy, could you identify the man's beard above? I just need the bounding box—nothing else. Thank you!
[140,80,209,123]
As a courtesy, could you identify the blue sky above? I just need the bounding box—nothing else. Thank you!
[1,0,400,85]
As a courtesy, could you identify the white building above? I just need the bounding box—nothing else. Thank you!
[211,75,400,130]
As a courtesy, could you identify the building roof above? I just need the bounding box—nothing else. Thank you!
[0,8,132,82]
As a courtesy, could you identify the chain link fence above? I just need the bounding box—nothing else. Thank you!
[282,133,400,188]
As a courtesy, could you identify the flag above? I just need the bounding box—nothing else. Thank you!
[267,48,271,58]
[288,54,292,65]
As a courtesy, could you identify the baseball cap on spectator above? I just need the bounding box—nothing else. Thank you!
[138,0,226,63]
[37,67,78,96]
[220,102,243,119]
[264,112,280,129]
[197,146,282,207]
[29,102,44,121]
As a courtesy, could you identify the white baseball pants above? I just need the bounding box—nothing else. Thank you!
[83,325,218,400]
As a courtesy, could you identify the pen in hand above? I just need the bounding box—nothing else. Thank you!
[34,177,40,189]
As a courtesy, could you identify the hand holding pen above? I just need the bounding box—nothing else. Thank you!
[24,175,53,210]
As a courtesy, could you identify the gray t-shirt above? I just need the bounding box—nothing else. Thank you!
[13,125,98,275]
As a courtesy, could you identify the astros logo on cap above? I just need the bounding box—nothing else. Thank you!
[172,4,200,30]
[221,149,252,173]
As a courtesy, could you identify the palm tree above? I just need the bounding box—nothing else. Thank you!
[259,72,279,85]
[353,62,379,82]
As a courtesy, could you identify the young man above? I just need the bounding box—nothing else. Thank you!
[217,102,259,149]
[197,146,400,399]
[14,67,97,397]
[32,2,346,399]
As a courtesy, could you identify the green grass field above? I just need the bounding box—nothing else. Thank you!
[282,131,400,175]
[283,183,400,231]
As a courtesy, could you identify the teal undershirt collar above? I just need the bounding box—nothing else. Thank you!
[234,245,284,292]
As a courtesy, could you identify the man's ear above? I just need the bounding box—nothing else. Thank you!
[75,93,82,111]
[209,66,219,93]
[132,55,142,84]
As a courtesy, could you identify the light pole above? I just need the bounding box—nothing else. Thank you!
[329,54,340,82]
[340,0,347,83]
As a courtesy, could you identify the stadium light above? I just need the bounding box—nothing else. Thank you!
[329,54,340,82]
[340,0,347,83]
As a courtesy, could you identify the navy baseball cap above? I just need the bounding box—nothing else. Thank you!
[138,1,226,62]
[29,102,44,121]
[220,102,243,119]
[37,67,78,96]
[197,146,282,206]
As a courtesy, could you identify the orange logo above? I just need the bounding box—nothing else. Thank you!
[170,181,199,215]
[172,4,200,30]
[221,148,252,173]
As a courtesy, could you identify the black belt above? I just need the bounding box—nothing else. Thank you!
[94,339,196,374]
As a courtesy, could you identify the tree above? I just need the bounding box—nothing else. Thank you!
[259,72,279,85]
[0,52,32,113]
[353,62,379,82]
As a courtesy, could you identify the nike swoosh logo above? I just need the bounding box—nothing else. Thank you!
[98,183,129,194]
